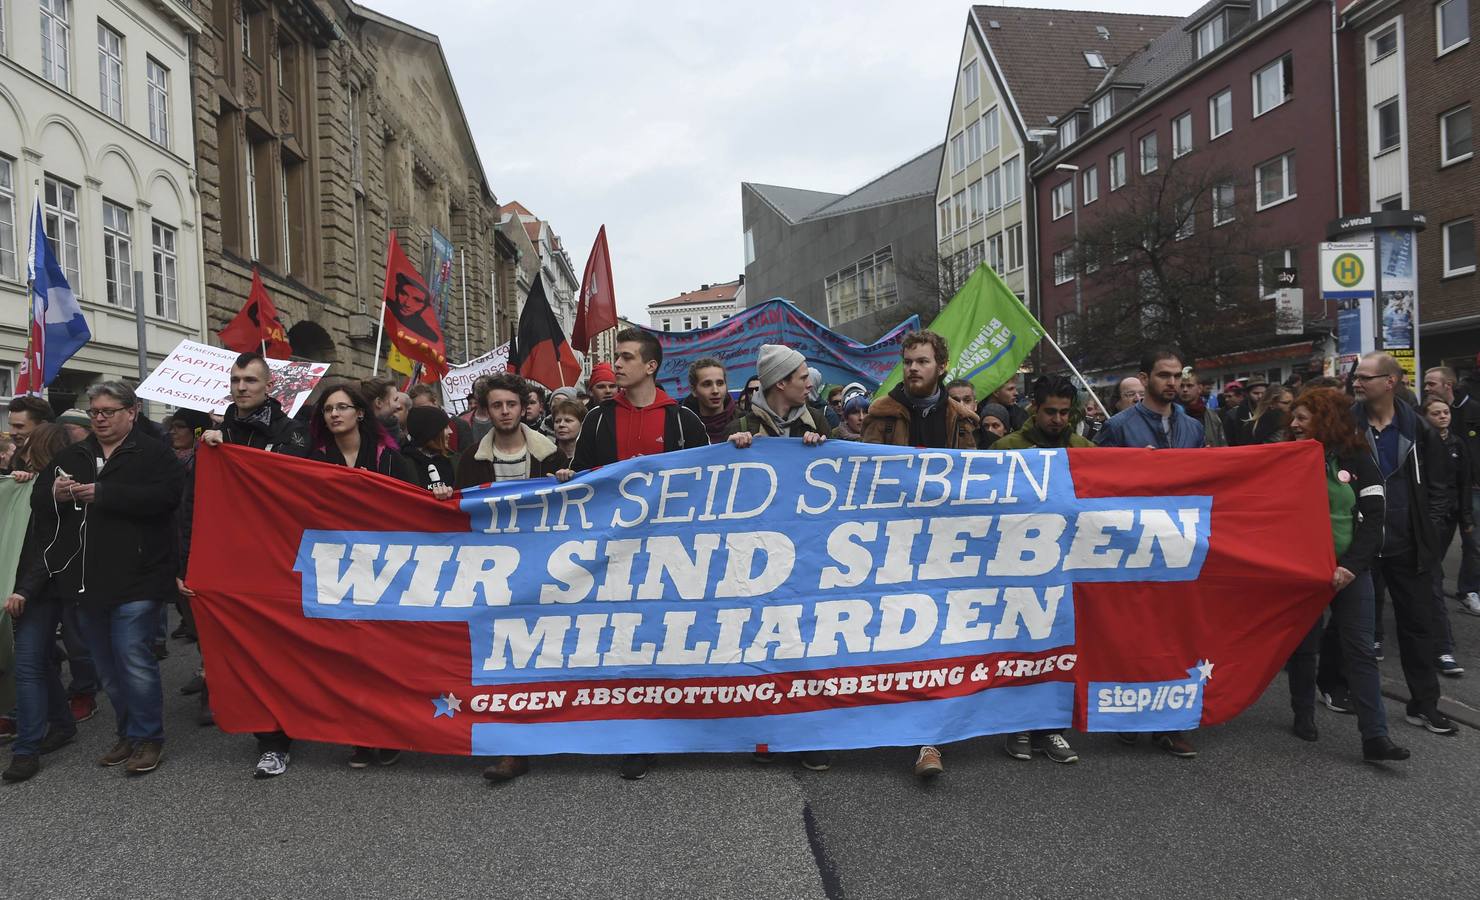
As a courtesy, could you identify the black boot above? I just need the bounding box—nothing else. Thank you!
[1362,735,1410,762]
[1292,711,1318,742]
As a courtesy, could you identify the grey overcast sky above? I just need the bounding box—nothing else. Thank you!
[365,0,1202,320]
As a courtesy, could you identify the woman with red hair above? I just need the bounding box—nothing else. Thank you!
[1285,387,1409,762]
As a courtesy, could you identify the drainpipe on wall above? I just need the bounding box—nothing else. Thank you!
[1331,0,1345,217]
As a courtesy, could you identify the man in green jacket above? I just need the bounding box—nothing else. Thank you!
[994,375,1095,451]
[992,375,1090,765]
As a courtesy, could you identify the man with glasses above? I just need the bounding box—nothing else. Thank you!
[1325,353,1457,736]
[45,383,183,775]
[1423,366,1480,615]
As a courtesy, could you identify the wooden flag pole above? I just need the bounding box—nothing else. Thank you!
[371,234,393,376]
[1039,330,1110,418]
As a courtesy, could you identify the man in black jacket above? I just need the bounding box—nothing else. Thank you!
[1424,366,1480,613]
[1326,353,1456,735]
[47,382,184,775]
[194,352,309,778]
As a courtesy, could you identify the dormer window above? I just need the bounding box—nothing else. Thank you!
[1084,51,1107,68]
[1060,117,1078,147]
[1196,15,1226,58]
[1256,0,1290,18]
[1091,94,1112,127]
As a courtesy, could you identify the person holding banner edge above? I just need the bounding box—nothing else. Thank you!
[727,345,829,444]
[1284,388,1409,762]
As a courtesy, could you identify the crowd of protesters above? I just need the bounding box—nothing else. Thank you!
[3,326,1477,783]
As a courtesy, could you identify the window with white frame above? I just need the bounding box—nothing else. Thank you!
[1052,181,1073,220]
[43,176,81,288]
[1437,0,1469,54]
[744,227,756,265]
[1256,0,1290,18]
[825,247,897,325]
[1370,24,1398,59]
[1109,149,1126,189]
[1253,56,1294,116]
[245,144,260,259]
[1059,118,1078,147]
[151,221,178,320]
[661,319,670,332]
[961,60,980,106]
[683,316,692,330]
[1444,217,1475,276]
[701,316,710,328]
[951,133,966,174]
[97,23,124,121]
[279,157,291,272]
[1256,152,1297,209]
[1139,133,1158,173]
[1084,51,1106,69]
[1441,104,1472,164]
[1082,166,1099,204]
[1375,98,1401,153]
[968,179,984,221]
[1196,15,1226,58]
[952,190,966,231]
[987,232,1005,273]
[102,201,134,309]
[41,0,70,90]
[1006,224,1024,272]
[1210,89,1233,138]
[349,83,364,185]
[938,199,951,236]
[1172,113,1193,157]
[0,366,13,398]
[1175,197,1195,240]
[1001,156,1021,204]
[0,157,15,280]
[983,106,1000,153]
[1053,248,1074,285]
[1091,94,1112,127]
[1056,312,1079,346]
[147,58,169,147]
[1,0,7,56]
[966,119,982,163]
[1213,182,1235,225]
[985,167,1003,213]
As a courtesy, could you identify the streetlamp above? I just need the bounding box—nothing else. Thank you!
[1054,163,1082,315]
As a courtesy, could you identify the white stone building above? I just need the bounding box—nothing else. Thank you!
[0,0,205,402]
[647,278,744,332]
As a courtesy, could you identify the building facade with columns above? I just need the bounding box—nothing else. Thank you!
[0,0,206,404]
[192,0,504,379]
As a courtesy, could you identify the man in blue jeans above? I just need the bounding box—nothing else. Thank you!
[45,382,184,775]
[3,589,79,781]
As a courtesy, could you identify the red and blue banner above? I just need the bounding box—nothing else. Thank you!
[191,441,1334,756]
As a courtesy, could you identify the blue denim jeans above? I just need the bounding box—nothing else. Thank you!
[76,600,165,743]
[1289,571,1388,741]
[11,594,77,756]
[61,601,99,696]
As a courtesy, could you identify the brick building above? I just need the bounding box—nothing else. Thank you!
[192,0,507,377]
[1032,0,1344,386]
[1339,0,1476,372]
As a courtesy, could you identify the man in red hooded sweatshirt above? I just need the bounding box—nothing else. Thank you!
[555,328,708,781]
[587,361,619,403]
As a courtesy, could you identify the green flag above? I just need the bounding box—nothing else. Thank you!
[875,263,1044,399]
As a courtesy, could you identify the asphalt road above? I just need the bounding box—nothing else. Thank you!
[4,543,1478,899]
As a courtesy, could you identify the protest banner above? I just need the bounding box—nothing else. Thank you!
[136,339,329,416]
[642,298,920,396]
[191,440,1334,755]
[440,343,510,413]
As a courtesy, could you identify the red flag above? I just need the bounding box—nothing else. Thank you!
[219,269,293,358]
[508,277,582,389]
[381,232,449,379]
[15,284,44,395]
[572,225,617,349]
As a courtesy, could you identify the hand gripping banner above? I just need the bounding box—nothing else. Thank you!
[190,441,1335,756]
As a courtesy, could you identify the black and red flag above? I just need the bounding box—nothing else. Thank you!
[380,232,449,379]
[508,276,582,389]
[572,225,616,350]
[219,268,293,358]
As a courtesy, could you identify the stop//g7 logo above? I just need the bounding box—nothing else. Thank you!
[1331,253,1365,288]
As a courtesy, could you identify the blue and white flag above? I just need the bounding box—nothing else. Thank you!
[23,199,90,388]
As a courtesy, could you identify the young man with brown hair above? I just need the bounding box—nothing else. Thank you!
[681,356,738,443]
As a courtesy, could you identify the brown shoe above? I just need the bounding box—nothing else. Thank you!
[125,741,164,775]
[1152,732,1198,758]
[98,739,134,767]
[913,745,944,778]
[482,755,529,782]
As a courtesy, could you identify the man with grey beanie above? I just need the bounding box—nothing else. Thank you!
[727,344,828,445]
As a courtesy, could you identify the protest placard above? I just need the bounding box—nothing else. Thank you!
[136,339,329,416]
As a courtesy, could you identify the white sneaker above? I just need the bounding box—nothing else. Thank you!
[253,751,290,778]
[1459,592,1480,616]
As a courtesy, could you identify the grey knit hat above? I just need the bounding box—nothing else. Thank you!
[757,344,807,392]
[978,402,1011,426]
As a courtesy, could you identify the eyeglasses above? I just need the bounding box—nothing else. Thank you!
[1351,373,1390,383]
[323,403,358,414]
[87,407,128,420]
